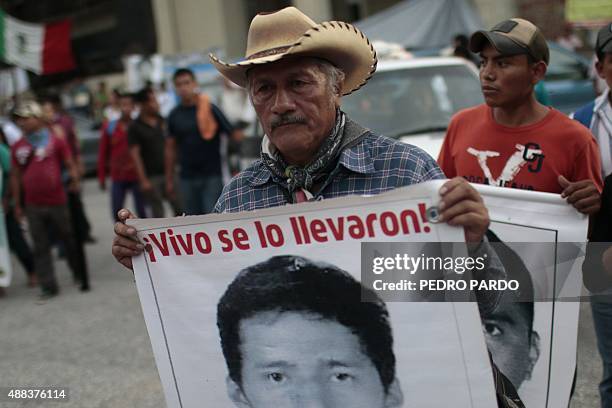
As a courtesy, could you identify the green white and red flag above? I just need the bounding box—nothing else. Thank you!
[0,9,75,75]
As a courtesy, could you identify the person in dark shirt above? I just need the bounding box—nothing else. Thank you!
[165,68,235,215]
[128,88,182,218]
[583,174,612,406]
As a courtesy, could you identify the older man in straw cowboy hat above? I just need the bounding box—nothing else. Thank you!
[111,7,523,407]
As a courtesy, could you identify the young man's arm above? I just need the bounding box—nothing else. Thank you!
[559,137,603,215]
[130,145,152,192]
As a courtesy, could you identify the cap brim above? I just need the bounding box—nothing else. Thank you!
[470,31,528,57]
[600,40,612,54]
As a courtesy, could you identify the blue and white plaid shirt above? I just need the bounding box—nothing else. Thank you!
[214,130,444,213]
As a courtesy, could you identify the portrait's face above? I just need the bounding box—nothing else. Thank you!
[482,301,540,389]
[227,311,402,408]
[479,44,542,108]
[173,73,198,102]
[247,58,340,166]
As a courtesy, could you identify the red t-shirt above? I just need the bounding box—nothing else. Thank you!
[97,119,138,183]
[11,131,71,206]
[438,104,603,193]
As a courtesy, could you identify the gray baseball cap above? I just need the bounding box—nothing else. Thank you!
[470,18,549,64]
[596,23,612,54]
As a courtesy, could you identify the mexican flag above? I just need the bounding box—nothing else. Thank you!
[0,9,75,75]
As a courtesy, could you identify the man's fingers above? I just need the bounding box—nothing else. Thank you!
[439,179,482,211]
[439,177,466,196]
[565,186,597,204]
[577,204,601,215]
[572,195,601,213]
[558,175,570,190]
[113,235,143,252]
[114,220,138,238]
[560,180,591,198]
[112,243,142,261]
[439,200,484,223]
[445,212,487,229]
[117,208,137,222]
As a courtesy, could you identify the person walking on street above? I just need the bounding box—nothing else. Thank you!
[129,88,182,217]
[41,95,96,243]
[0,127,36,290]
[573,23,612,408]
[165,68,236,215]
[98,92,146,220]
[10,101,89,298]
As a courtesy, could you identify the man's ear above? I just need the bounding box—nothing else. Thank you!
[383,377,404,408]
[596,60,605,79]
[525,330,541,381]
[531,61,547,83]
[226,376,251,408]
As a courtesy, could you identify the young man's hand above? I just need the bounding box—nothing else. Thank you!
[140,178,153,193]
[111,209,143,270]
[558,176,601,215]
[438,177,490,243]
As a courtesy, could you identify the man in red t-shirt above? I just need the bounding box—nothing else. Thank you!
[97,92,146,220]
[10,101,89,298]
[438,18,603,214]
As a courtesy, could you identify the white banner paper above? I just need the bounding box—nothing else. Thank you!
[130,180,587,407]
[130,181,497,408]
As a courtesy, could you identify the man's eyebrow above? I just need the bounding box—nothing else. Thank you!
[327,359,364,368]
[484,312,517,325]
[254,361,296,369]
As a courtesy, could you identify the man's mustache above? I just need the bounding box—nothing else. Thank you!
[271,115,307,131]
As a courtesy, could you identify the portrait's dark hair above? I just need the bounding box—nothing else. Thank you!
[133,88,154,104]
[217,255,396,392]
[172,68,196,82]
[486,230,535,333]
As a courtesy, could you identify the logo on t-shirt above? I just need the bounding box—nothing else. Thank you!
[466,142,545,189]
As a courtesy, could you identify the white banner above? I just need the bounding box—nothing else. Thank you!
[472,184,588,407]
[130,180,587,407]
[131,181,497,407]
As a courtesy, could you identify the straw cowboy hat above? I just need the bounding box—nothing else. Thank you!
[209,6,377,96]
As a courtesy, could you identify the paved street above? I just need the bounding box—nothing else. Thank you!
[0,179,603,407]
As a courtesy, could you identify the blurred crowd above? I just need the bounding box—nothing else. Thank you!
[0,67,259,299]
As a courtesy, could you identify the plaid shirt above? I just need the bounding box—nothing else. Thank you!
[214,131,444,213]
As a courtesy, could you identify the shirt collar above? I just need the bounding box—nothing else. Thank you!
[594,88,611,112]
[248,129,376,187]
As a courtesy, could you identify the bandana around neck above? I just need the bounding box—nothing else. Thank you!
[261,110,346,201]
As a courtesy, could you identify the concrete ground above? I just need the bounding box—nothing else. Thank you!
[0,179,603,407]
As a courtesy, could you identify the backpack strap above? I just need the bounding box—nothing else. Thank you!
[573,101,596,129]
[106,119,119,136]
